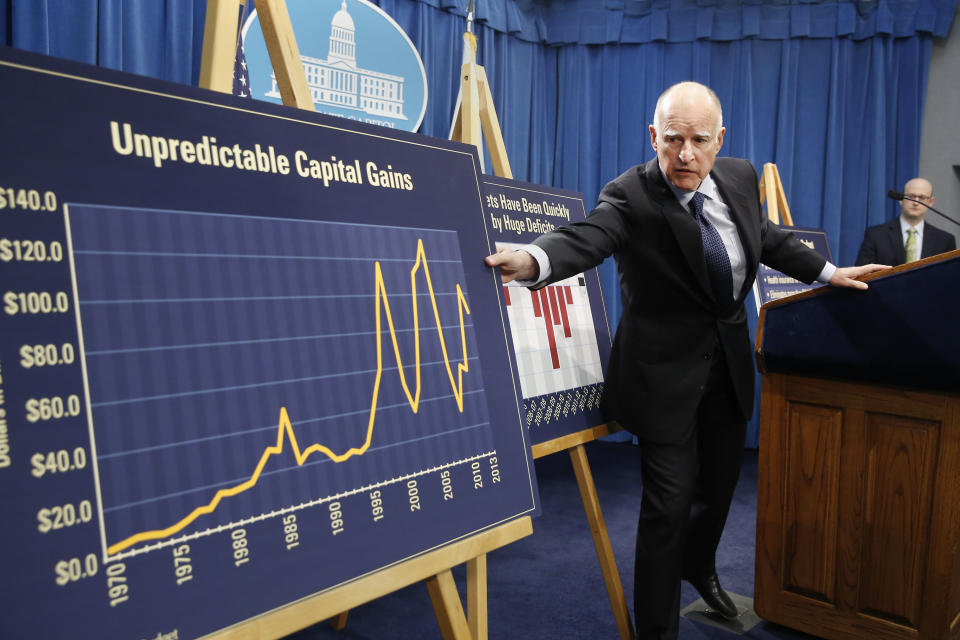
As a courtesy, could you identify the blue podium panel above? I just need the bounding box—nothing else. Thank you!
[480,177,614,446]
[758,250,960,392]
[0,46,537,640]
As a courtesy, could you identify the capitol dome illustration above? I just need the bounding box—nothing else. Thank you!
[266,0,406,119]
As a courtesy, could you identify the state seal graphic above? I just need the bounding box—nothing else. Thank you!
[241,0,428,132]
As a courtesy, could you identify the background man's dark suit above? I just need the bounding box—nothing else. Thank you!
[531,155,825,635]
[855,218,956,266]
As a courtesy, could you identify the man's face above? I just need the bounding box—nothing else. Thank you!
[649,97,724,192]
[900,178,934,225]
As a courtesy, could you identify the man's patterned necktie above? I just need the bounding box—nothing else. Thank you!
[691,191,733,303]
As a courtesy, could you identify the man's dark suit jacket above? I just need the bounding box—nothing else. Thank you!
[854,218,956,266]
[532,157,825,444]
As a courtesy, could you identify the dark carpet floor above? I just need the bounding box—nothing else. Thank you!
[285,440,823,639]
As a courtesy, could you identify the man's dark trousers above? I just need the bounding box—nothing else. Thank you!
[633,344,747,639]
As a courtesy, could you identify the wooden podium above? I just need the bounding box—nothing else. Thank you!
[754,250,960,639]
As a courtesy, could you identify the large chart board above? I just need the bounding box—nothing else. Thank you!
[481,177,614,446]
[0,46,537,639]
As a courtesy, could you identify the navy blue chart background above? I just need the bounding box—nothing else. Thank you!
[480,176,614,446]
[753,227,833,305]
[0,46,537,640]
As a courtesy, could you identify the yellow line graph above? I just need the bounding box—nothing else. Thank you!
[106,238,471,555]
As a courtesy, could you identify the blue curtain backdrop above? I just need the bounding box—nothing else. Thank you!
[3,0,956,446]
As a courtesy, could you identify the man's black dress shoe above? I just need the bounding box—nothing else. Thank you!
[685,572,738,619]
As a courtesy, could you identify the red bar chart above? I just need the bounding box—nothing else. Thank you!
[506,284,582,370]
[497,244,604,399]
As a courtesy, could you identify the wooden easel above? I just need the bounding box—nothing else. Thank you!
[205,518,532,640]
[450,61,512,179]
[198,3,531,639]
[530,428,634,640]
[200,0,313,110]
[449,47,634,640]
[758,163,794,225]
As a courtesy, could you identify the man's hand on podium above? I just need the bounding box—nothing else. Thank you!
[829,263,891,290]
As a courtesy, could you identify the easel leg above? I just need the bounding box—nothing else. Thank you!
[475,66,512,179]
[426,569,473,640]
[569,444,634,640]
[454,62,513,179]
[466,555,487,640]
[459,62,483,160]
[328,611,348,631]
[199,0,244,93]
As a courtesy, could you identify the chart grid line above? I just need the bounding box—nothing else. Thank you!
[73,248,462,263]
[90,360,482,408]
[84,322,472,356]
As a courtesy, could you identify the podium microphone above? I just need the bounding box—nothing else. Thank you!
[887,189,960,227]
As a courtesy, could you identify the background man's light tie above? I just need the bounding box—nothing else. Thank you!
[905,228,918,263]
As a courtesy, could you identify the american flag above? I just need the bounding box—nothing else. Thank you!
[233,3,251,97]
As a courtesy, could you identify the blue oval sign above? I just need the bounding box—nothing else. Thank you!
[242,0,428,132]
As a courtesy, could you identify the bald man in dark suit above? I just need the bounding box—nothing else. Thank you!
[856,178,956,266]
[486,82,886,639]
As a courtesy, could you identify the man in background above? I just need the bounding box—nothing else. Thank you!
[856,177,956,265]
[486,81,886,639]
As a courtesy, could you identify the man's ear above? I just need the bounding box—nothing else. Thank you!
[649,124,658,151]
